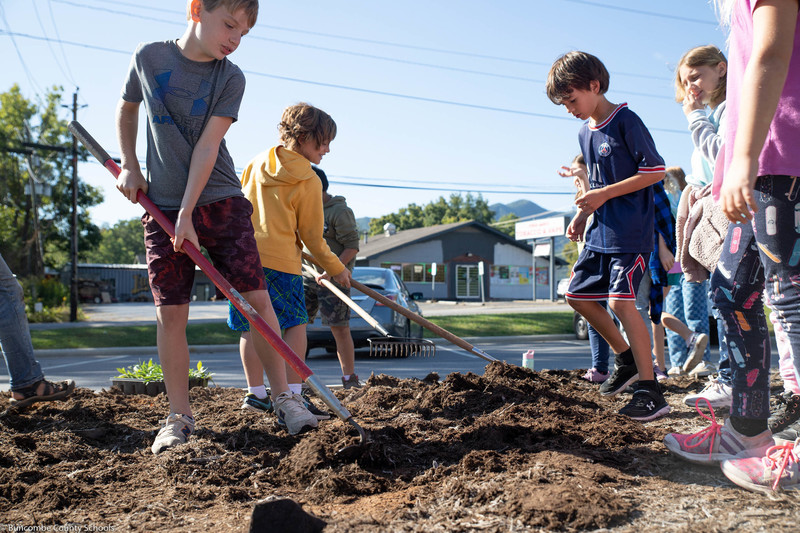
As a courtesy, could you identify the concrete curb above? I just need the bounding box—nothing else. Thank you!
[33,334,579,358]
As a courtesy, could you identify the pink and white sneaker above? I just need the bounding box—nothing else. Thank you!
[663,399,773,465]
[581,368,610,383]
[721,439,800,493]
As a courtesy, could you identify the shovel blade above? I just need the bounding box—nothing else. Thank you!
[368,337,436,358]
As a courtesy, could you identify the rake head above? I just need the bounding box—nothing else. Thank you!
[368,337,436,358]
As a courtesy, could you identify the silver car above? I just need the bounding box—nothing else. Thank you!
[306,266,425,354]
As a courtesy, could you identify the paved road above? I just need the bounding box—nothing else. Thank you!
[12,299,740,394]
[6,335,601,392]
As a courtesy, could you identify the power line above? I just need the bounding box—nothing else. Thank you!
[243,69,685,133]
[47,0,78,87]
[0,30,689,134]
[32,0,76,87]
[79,158,575,197]
[329,180,574,195]
[50,0,674,84]
[0,3,44,97]
[559,0,718,26]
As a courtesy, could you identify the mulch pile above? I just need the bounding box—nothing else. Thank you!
[1,362,798,532]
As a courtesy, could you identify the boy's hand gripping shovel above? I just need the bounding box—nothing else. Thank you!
[68,121,368,461]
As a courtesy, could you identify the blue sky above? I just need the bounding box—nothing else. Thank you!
[0,0,725,228]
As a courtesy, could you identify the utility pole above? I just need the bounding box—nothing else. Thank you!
[70,91,79,322]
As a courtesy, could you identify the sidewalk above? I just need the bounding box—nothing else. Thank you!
[30,299,571,330]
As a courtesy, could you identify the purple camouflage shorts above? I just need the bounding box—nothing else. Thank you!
[143,196,265,306]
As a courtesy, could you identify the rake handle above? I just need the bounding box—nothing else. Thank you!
[301,264,391,336]
[303,253,498,362]
[69,121,313,381]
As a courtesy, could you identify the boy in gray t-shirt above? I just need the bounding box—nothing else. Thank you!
[115,0,320,454]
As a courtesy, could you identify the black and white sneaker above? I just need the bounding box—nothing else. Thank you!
[773,419,800,445]
[599,362,639,397]
[300,390,331,421]
[619,383,671,421]
[768,392,800,434]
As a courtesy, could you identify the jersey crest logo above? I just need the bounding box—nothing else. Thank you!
[598,142,612,157]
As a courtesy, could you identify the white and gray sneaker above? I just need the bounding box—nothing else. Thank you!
[682,332,709,374]
[151,413,195,454]
[274,392,319,435]
[684,376,732,408]
[688,360,716,378]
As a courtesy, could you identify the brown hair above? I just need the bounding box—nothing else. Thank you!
[187,0,259,28]
[546,51,609,105]
[664,166,687,196]
[675,45,727,107]
[278,103,337,151]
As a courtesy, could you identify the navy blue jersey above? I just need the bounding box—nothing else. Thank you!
[578,103,665,254]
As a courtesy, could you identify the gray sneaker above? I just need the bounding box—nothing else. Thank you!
[151,413,194,454]
[682,332,709,374]
[274,392,318,435]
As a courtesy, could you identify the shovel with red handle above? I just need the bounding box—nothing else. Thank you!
[68,121,368,460]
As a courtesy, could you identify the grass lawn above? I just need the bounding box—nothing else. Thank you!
[422,312,573,338]
[31,312,575,350]
[32,322,241,350]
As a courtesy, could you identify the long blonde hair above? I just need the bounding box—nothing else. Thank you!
[675,45,728,107]
[712,0,734,29]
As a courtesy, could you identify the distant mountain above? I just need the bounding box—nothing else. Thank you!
[489,200,547,220]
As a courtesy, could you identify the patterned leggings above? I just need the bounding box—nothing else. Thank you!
[711,175,800,420]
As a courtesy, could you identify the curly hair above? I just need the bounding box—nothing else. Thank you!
[546,51,609,105]
[278,103,337,151]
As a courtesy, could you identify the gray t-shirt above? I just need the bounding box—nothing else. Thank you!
[121,40,245,209]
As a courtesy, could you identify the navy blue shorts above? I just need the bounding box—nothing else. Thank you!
[566,249,647,301]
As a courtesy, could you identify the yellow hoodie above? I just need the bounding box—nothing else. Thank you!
[240,146,345,277]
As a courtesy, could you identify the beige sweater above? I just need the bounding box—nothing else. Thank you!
[675,184,730,282]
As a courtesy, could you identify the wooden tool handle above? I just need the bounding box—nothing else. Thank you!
[302,264,390,336]
[303,253,497,361]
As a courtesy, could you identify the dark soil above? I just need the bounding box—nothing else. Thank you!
[1,362,798,532]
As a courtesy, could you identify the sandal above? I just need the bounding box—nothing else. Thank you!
[9,379,75,409]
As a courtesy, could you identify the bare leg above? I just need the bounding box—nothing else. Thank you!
[570,299,630,354]
[609,299,655,381]
[239,332,264,387]
[240,289,290,398]
[653,323,666,371]
[282,324,308,385]
[653,286,669,371]
[155,304,191,416]
[661,312,692,341]
[330,324,356,376]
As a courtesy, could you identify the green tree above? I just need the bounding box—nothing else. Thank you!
[84,218,145,264]
[0,84,102,275]
[493,213,518,237]
[369,193,495,235]
[562,240,579,271]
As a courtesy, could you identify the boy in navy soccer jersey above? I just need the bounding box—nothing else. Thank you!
[546,51,670,421]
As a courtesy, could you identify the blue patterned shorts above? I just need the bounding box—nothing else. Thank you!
[228,268,309,331]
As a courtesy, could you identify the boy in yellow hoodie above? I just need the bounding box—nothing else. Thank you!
[229,103,351,424]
